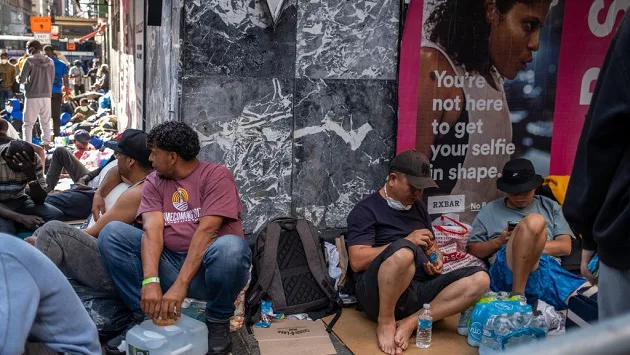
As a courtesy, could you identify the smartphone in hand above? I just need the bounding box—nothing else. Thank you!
[507,221,519,232]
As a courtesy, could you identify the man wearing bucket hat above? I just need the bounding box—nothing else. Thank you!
[346,150,489,354]
[467,158,588,311]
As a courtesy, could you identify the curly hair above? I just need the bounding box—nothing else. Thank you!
[147,121,200,161]
[425,0,550,77]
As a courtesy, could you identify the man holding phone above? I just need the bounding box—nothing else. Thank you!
[466,158,587,311]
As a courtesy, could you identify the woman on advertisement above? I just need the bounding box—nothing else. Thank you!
[415,0,553,222]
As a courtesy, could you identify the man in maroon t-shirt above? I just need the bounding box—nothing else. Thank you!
[98,122,251,355]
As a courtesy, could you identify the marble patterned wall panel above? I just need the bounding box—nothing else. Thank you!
[292,79,397,229]
[183,0,297,78]
[295,0,400,79]
[182,76,294,234]
[145,0,182,128]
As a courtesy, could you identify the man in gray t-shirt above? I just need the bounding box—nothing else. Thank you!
[467,158,587,310]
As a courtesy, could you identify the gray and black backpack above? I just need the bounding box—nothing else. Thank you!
[246,217,342,332]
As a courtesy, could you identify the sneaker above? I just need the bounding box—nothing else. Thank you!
[104,312,145,355]
[206,320,232,355]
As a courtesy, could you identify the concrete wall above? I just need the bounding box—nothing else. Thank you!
[142,0,401,235]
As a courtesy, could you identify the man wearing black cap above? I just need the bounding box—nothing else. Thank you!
[467,158,587,312]
[31,129,153,298]
[347,150,489,355]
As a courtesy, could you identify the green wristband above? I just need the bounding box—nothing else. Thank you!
[142,277,160,286]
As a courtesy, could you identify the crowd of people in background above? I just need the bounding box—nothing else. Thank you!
[0,40,111,147]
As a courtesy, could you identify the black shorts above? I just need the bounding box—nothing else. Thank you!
[355,238,487,321]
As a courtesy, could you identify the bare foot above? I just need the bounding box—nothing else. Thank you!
[377,318,400,355]
[394,317,416,351]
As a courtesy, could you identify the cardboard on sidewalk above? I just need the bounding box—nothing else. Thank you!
[323,307,476,354]
[254,319,337,355]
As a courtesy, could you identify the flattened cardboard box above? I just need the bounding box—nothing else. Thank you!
[254,319,337,355]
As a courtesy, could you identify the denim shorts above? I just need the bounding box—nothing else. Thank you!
[489,245,586,310]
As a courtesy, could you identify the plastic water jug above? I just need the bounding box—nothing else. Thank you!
[126,315,208,355]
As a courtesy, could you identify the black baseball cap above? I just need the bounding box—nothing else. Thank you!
[497,158,543,194]
[391,150,438,190]
[73,129,90,144]
[104,129,151,167]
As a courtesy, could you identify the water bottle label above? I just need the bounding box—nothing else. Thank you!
[469,321,483,341]
[418,319,432,329]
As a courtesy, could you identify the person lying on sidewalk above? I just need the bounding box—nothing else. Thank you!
[27,129,152,297]
[45,132,100,193]
[71,129,95,159]
[0,140,63,234]
[44,154,119,221]
[0,234,101,355]
[347,150,489,355]
[97,122,251,355]
[467,158,588,311]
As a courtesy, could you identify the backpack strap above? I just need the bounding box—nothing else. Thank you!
[296,220,336,296]
[295,220,343,333]
[246,220,282,310]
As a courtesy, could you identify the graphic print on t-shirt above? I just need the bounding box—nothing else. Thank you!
[164,187,201,225]
[172,187,189,211]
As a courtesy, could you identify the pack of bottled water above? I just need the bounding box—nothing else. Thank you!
[466,291,540,348]
[478,311,547,354]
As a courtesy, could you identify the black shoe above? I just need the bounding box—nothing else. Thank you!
[104,312,146,355]
[206,320,232,355]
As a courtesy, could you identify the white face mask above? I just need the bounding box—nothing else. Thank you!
[1,59,7,65]
[80,106,89,112]
[6,106,13,114]
[384,183,412,211]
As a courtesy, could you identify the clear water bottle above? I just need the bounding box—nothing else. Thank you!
[497,291,510,300]
[416,304,432,348]
[457,306,473,336]
[510,312,526,328]
[479,315,499,354]
[493,314,513,351]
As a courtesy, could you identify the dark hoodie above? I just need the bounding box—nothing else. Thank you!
[17,53,54,98]
[564,12,630,270]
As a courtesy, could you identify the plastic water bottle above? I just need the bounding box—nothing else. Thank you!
[457,306,474,336]
[416,304,432,348]
[479,315,499,354]
[493,314,513,351]
[510,312,527,328]
[125,314,208,355]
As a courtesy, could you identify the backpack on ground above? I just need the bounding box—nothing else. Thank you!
[246,217,342,332]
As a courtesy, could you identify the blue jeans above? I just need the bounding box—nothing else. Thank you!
[0,234,101,354]
[0,89,12,111]
[98,221,252,321]
[45,189,95,220]
[0,196,64,234]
